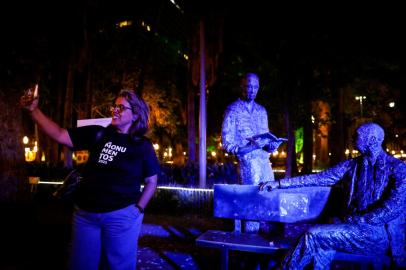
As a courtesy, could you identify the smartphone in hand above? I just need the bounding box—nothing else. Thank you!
[33,84,38,98]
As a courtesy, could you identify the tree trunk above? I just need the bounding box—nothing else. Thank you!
[198,20,207,188]
[330,88,345,165]
[0,90,29,201]
[284,106,297,177]
[187,81,196,164]
[63,50,75,169]
[84,17,93,119]
[312,100,330,169]
[136,1,164,95]
[85,59,93,119]
[303,101,313,174]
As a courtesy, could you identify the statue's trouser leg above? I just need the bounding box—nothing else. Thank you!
[240,157,275,234]
[283,223,388,270]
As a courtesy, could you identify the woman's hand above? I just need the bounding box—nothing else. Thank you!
[20,84,39,112]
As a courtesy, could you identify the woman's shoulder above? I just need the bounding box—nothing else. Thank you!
[77,124,106,133]
[130,135,154,145]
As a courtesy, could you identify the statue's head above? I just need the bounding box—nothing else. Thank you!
[354,122,384,155]
[240,73,259,102]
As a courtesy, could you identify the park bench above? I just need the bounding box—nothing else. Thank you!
[196,184,391,270]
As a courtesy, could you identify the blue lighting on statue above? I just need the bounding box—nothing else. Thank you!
[261,122,406,268]
[221,72,287,234]
[221,72,286,186]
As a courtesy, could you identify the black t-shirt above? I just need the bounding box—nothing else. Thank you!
[68,125,160,212]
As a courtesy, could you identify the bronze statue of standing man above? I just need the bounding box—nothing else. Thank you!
[222,72,284,232]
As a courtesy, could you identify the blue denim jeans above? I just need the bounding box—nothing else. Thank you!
[69,204,144,270]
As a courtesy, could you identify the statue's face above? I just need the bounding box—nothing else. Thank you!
[354,127,370,154]
[242,75,259,101]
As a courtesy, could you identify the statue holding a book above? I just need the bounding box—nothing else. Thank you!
[221,72,286,186]
[221,72,286,233]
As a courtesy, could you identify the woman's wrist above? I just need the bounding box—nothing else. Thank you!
[28,106,39,114]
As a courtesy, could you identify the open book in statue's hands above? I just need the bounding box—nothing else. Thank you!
[248,132,288,153]
[250,132,288,143]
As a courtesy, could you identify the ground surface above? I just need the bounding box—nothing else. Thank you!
[0,200,230,270]
[0,194,400,269]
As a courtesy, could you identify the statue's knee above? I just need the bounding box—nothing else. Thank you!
[307,226,322,235]
[305,226,327,241]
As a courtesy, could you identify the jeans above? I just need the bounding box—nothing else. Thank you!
[69,204,144,270]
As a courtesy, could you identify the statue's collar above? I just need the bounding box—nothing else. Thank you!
[238,98,255,111]
[363,149,385,166]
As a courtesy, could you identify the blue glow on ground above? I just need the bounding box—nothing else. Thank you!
[163,251,199,269]
[140,223,171,238]
[137,248,199,270]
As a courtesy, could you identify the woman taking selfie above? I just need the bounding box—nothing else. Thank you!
[21,87,160,270]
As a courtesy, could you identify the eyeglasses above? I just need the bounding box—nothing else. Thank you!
[110,104,132,113]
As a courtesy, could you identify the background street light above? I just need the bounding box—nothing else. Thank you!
[355,96,366,117]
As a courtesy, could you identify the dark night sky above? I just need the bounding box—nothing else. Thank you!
[0,1,404,151]
[226,4,402,61]
[2,1,403,105]
[3,1,403,47]
[2,1,402,67]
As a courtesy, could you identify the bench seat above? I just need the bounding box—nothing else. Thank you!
[196,230,291,270]
[197,230,392,270]
[196,230,292,254]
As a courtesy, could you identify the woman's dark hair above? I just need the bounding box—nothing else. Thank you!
[117,89,150,140]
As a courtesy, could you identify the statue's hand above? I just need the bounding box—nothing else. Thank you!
[255,138,269,148]
[259,181,279,192]
[247,136,269,148]
[344,215,365,224]
[264,140,283,153]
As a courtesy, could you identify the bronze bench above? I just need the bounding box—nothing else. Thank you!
[196,184,391,270]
